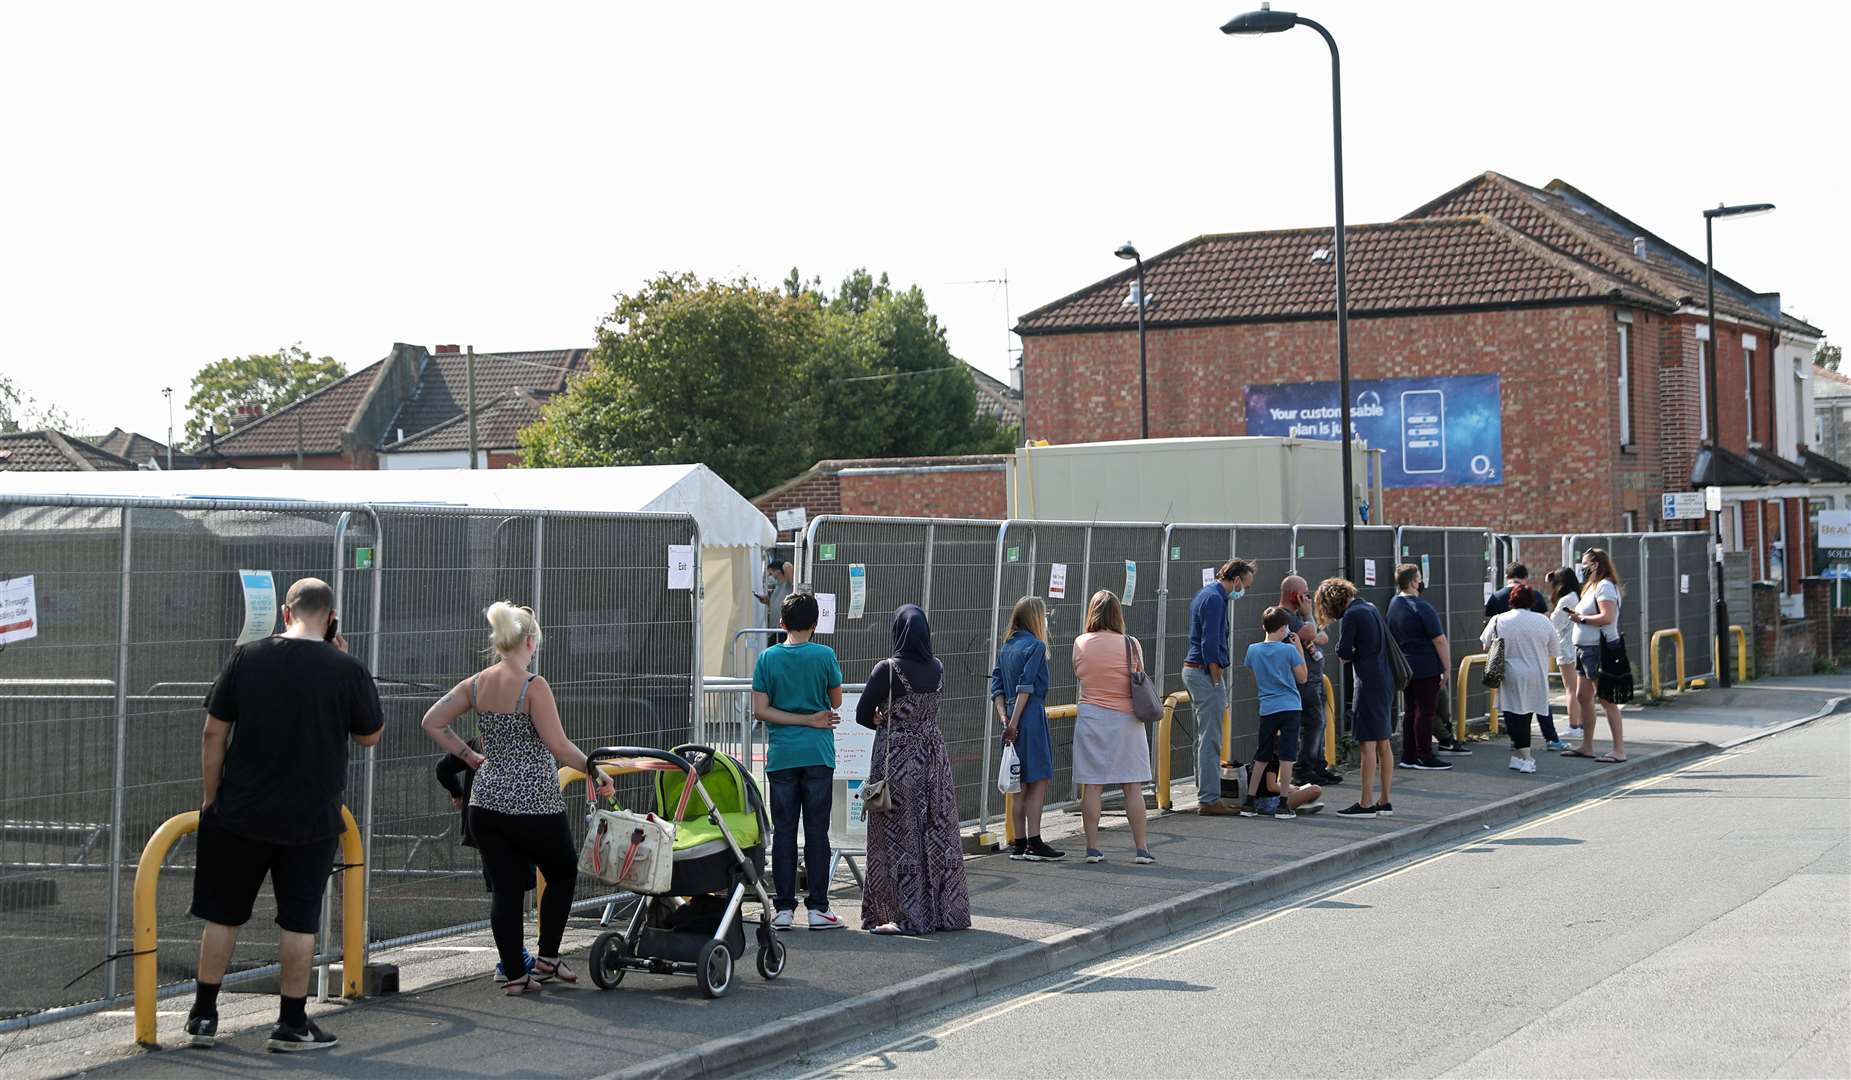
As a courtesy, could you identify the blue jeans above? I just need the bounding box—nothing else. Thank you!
[768,764,833,912]
[1181,666,1227,805]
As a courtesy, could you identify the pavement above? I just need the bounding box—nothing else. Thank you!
[786,700,1851,1079]
[9,674,1846,1080]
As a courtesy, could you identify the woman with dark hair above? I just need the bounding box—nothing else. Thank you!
[1481,584,1559,773]
[857,605,972,935]
[1545,566,1583,749]
[1318,578,1394,819]
[1564,548,1627,762]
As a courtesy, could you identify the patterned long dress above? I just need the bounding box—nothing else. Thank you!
[860,663,972,934]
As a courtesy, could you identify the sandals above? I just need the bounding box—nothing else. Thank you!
[503,974,541,996]
[870,922,907,936]
[532,958,577,984]
[1595,754,1627,763]
[1560,748,1598,759]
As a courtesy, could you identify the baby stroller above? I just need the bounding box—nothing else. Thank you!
[582,744,784,998]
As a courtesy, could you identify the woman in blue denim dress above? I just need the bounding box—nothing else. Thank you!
[990,596,1063,861]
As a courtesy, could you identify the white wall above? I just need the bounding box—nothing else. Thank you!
[1776,333,1817,459]
[380,449,488,469]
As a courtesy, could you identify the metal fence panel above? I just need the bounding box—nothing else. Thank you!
[1677,532,1717,680]
[1568,534,1644,659]
[1158,526,1235,789]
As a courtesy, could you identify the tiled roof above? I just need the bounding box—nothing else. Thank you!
[1015,215,1657,335]
[385,350,588,443]
[201,359,384,458]
[1800,447,1851,484]
[1404,172,1819,334]
[85,428,201,468]
[381,389,552,453]
[968,364,1023,427]
[1812,367,1851,399]
[0,430,136,471]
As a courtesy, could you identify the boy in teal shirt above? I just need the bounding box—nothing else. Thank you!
[751,592,845,929]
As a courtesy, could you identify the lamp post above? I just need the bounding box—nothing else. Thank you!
[1115,242,1150,439]
[160,387,173,470]
[1222,3,1355,581]
[1703,200,1774,688]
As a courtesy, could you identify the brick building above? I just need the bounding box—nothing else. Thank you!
[197,343,588,470]
[753,454,1010,522]
[1014,171,1837,607]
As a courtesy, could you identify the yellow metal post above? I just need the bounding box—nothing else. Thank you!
[1154,691,1186,810]
[1649,628,1687,700]
[1321,674,1336,767]
[1456,654,1494,743]
[136,806,363,1048]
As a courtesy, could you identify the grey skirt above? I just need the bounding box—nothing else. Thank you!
[1072,702,1152,785]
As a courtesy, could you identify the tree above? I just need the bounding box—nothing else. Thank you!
[1816,340,1842,373]
[521,269,1015,495]
[0,374,76,432]
[184,345,345,445]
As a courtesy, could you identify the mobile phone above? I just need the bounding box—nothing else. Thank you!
[1400,389,1447,475]
[325,614,339,642]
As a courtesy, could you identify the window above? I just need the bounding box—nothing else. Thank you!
[1745,333,1760,446]
[1618,322,1633,445]
[1698,341,1710,441]
[1622,510,1638,533]
[1794,358,1808,452]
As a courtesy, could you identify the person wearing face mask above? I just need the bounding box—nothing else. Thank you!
[1180,558,1256,816]
[1563,548,1627,762]
[1387,564,1453,771]
[1279,575,1342,786]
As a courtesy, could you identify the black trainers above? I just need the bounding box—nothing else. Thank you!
[1237,799,1262,818]
[1008,839,1029,860]
[1335,802,1377,818]
[1411,758,1453,771]
[184,1011,217,1048]
[1021,839,1066,861]
[1373,802,1395,816]
[1315,767,1344,784]
[1435,743,1473,755]
[266,1019,338,1053]
[1395,760,1419,770]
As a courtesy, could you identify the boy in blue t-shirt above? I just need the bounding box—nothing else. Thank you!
[751,592,845,929]
[1242,606,1308,818]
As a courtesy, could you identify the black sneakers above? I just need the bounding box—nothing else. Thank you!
[1335,802,1377,818]
[1020,839,1066,861]
[184,1011,217,1048]
[266,1019,338,1053]
[1435,742,1473,756]
[1409,758,1453,770]
[1374,802,1395,816]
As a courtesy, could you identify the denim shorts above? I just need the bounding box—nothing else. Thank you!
[1255,710,1298,761]
[1575,643,1603,680]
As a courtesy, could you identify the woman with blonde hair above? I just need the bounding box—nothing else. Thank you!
[1071,590,1154,865]
[421,602,614,995]
[1563,548,1628,762]
[989,596,1062,861]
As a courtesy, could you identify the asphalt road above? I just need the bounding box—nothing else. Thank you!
[777,712,1851,1079]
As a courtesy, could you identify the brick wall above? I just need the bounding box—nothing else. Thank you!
[1751,581,1816,676]
[1022,304,1625,533]
[836,468,1007,519]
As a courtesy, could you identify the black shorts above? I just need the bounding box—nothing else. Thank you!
[190,809,340,934]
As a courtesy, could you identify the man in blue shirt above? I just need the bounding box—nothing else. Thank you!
[1243,606,1309,817]
[752,592,846,929]
[1181,558,1254,815]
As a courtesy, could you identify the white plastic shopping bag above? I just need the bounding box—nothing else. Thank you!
[997,743,1023,796]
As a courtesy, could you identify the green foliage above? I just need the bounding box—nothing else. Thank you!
[0,374,76,432]
[1816,340,1841,373]
[522,270,1017,495]
[184,344,345,445]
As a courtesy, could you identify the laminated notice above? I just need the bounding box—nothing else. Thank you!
[1049,563,1067,600]
[848,563,867,619]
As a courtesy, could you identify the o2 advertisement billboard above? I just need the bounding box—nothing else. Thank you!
[1244,374,1503,489]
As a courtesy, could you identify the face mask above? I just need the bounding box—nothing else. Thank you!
[1417,581,1426,594]
[1229,588,1246,601]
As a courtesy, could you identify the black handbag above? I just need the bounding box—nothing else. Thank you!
[1597,633,1635,705]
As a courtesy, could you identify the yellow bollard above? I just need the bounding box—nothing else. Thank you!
[1649,628,1687,700]
[1718,625,1749,684]
[135,806,364,1048]
[1456,654,1498,742]
[1321,674,1337,767]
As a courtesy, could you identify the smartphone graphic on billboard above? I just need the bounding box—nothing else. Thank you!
[1400,389,1446,474]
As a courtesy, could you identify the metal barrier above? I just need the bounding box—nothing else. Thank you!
[0,494,701,1028]
[1456,655,1499,740]
[132,806,364,1047]
[1649,629,1687,699]
[1715,625,1750,684]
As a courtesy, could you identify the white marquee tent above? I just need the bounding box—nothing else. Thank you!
[0,464,776,675]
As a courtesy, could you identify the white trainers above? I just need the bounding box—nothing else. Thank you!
[1509,755,1524,771]
[808,909,845,930]
[1516,756,1537,774]
[771,909,793,930]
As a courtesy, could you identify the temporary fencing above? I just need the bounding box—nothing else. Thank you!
[0,495,700,1028]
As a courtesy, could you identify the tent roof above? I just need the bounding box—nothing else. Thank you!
[0,464,775,548]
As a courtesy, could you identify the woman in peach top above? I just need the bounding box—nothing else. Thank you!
[1071,590,1154,865]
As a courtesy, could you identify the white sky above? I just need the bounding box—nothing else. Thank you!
[3,0,1846,442]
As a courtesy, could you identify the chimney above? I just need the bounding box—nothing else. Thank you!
[434,344,461,354]
[1632,236,1647,259]
[230,403,264,428]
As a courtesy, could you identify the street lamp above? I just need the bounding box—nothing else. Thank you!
[1703,200,1774,688]
[1115,242,1150,439]
[1222,3,1356,581]
[161,387,174,470]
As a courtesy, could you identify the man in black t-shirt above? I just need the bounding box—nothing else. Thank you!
[186,578,383,1053]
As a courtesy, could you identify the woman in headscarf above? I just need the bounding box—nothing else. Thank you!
[856,605,972,936]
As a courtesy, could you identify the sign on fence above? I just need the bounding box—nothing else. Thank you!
[0,574,36,644]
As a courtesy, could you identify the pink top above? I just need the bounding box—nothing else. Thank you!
[1073,631,1145,713]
